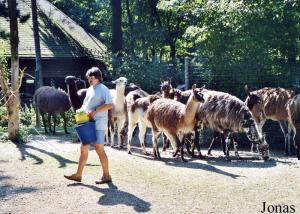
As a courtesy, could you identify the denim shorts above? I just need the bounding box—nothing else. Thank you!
[93,130,105,145]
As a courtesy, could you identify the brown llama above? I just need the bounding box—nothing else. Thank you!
[160,79,175,151]
[127,95,161,155]
[197,89,270,160]
[172,88,204,158]
[174,89,227,157]
[287,94,300,160]
[245,86,295,155]
[146,85,205,162]
[160,79,174,99]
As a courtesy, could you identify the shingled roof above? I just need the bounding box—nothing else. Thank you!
[0,0,107,60]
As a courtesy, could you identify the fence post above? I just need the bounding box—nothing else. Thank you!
[185,56,189,89]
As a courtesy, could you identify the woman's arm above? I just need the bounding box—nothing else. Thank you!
[88,103,113,119]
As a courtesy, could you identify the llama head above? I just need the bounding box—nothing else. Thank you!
[112,77,127,89]
[244,85,265,124]
[65,76,77,86]
[241,111,269,160]
[149,95,161,103]
[192,85,205,103]
[173,89,182,102]
[257,136,270,160]
[160,79,172,93]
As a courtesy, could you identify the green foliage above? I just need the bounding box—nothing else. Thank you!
[56,109,76,127]
[38,0,300,95]
[20,104,36,127]
[0,106,8,128]
[119,55,165,92]
[0,42,8,83]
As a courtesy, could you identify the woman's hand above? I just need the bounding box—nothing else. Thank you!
[88,110,96,120]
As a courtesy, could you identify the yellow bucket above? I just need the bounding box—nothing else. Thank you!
[75,112,90,124]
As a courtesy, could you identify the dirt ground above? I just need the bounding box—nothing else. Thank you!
[0,132,299,214]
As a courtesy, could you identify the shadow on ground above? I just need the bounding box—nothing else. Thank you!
[68,182,151,212]
[0,174,37,200]
[14,142,98,168]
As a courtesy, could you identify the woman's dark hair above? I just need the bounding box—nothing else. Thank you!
[85,67,103,82]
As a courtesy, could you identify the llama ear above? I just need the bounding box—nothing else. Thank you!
[244,85,251,96]
[199,85,206,90]
[192,84,197,90]
[168,78,172,84]
[160,78,164,84]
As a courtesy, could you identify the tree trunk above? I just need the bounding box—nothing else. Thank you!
[8,0,20,141]
[110,0,122,76]
[125,0,134,55]
[169,41,177,67]
[111,0,122,54]
[31,0,43,128]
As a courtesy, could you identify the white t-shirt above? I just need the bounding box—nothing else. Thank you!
[80,83,113,130]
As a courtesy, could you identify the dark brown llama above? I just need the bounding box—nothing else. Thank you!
[33,86,71,135]
[287,94,300,160]
[65,76,87,111]
[245,86,295,155]
[197,89,270,160]
[160,79,175,151]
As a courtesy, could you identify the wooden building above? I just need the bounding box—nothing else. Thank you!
[0,0,108,103]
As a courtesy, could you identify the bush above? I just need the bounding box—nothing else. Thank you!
[0,106,8,128]
[56,109,76,127]
[20,104,36,127]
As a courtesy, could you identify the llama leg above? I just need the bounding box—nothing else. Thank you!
[232,134,240,159]
[61,113,69,134]
[151,130,161,159]
[251,143,257,153]
[224,132,231,161]
[178,135,187,162]
[194,128,204,159]
[127,121,137,154]
[138,122,148,155]
[104,126,109,146]
[220,134,226,155]
[279,121,290,155]
[287,123,294,154]
[52,114,57,135]
[295,129,300,160]
[47,113,52,133]
[110,121,115,147]
[162,134,170,151]
[116,120,123,149]
[172,136,182,158]
[41,112,48,134]
[184,134,194,157]
[207,132,218,155]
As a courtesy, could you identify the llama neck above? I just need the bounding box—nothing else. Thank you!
[67,83,81,111]
[183,95,199,124]
[114,87,126,106]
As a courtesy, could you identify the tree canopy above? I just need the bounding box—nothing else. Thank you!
[44,1,300,93]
